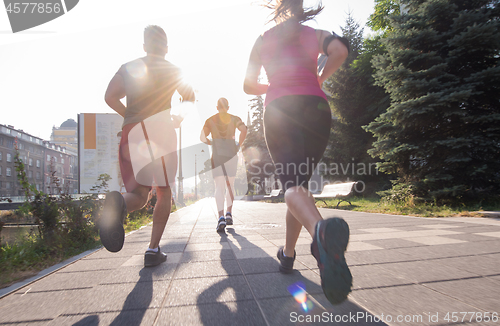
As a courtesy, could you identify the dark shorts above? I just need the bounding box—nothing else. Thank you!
[119,122,177,193]
[264,95,331,191]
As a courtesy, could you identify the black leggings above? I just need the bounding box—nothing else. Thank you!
[264,95,331,191]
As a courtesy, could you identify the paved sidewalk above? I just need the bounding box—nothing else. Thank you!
[1,198,499,325]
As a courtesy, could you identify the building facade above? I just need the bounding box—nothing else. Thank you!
[50,118,78,155]
[0,124,78,198]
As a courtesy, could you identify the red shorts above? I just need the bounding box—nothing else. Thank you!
[119,122,177,193]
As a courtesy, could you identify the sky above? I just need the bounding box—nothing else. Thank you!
[0,0,376,142]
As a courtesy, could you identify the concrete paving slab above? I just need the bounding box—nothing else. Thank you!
[245,270,323,300]
[48,309,158,326]
[174,260,243,279]
[157,300,267,326]
[61,256,130,272]
[361,238,424,250]
[99,263,176,284]
[0,288,87,324]
[165,275,254,306]
[422,277,500,312]
[350,265,412,290]
[180,249,236,263]
[258,296,387,326]
[429,254,500,276]
[62,280,171,314]
[377,259,478,283]
[350,284,481,326]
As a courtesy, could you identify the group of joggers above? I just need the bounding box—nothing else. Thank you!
[99,0,353,305]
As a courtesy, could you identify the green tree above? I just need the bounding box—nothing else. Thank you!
[367,0,401,33]
[242,95,274,194]
[365,0,500,202]
[322,13,390,193]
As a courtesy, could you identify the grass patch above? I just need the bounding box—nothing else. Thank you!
[315,196,500,217]
[0,233,100,289]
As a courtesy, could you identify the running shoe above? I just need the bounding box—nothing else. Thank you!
[216,216,226,232]
[144,246,167,267]
[98,191,127,252]
[277,247,296,274]
[311,217,352,305]
[225,212,233,225]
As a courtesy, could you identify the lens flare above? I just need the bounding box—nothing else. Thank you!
[126,59,147,79]
[287,281,313,312]
[244,147,261,162]
[136,140,159,159]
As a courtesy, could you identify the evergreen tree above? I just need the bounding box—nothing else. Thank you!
[242,95,274,194]
[322,13,390,193]
[365,0,500,202]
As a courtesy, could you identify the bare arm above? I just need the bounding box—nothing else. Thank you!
[316,30,349,85]
[200,125,212,145]
[237,123,247,147]
[104,74,127,117]
[244,36,268,95]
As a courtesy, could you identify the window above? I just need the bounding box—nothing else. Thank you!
[36,159,40,168]
[29,158,33,166]
[6,153,12,162]
[54,157,57,163]
[6,182,11,189]
[46,176,50,183]
[47,155,50,161]
[29,170,33,178]
[6,168,11,177]
[0,137,3,145]
[0,166,2,175]
[61,158,65,164]
[36,171,40,180]
[0,152,2,161]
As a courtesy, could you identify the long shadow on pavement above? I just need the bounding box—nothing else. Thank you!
[196,234,267,325]
[109,268,153,326]
[197,227,387,325]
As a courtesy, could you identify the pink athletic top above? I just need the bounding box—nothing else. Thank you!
[260,24,327,107]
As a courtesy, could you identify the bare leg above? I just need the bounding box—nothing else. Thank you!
[284,186,322,237]
[225,176,235,214]
[149,187,172,249]
[214,176,226,217]
[283,209,302,257]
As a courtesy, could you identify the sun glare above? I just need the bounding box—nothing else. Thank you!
[126,59,148,79]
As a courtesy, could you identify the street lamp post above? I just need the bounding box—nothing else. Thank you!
[194,149,204,200]
[195,153,197,200]
[177,124,184,206]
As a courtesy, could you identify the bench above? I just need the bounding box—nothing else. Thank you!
[264,189,282,198]
[313,182,357,208]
